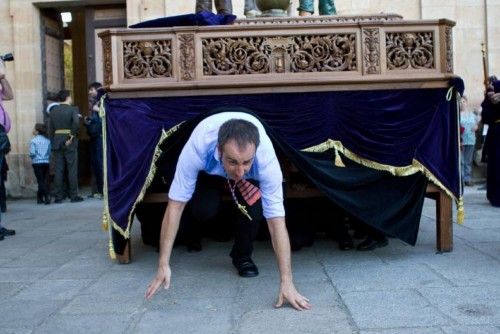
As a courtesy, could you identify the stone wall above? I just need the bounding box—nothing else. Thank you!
[0,0,498,197]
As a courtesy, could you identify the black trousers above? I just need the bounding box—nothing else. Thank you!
[32,163,50,201]
[180,172,263,260]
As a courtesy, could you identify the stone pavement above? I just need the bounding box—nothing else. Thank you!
[0,186,499,334]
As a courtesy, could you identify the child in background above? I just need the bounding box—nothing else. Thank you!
[459,96,478,186]
[29,123,51,204]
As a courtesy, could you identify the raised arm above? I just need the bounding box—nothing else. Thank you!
[267,216,311,311]
[145,199,186,299]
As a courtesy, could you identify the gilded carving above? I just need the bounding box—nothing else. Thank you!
[123,40,172,79]
[179,34,195,81]
[362,28,380,74]
[102,35,113,86]
[445,27,453,73]
[386,32,434,70]
[202,34,356,75]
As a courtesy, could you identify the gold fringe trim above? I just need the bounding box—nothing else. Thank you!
[304,140,420,176]
[334,149,345,167]
[99,95,116,259]
[124,123,184,235]
[457,198,464,225]
[100,96,184,249]
[303,139,464,219]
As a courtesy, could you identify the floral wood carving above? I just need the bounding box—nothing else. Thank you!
[123,40,172,79]
[445,27,453,73]
[362,28,380,74]
[202,34,356,75]
[179,34,195,80]
[102,35,113,86]
[386,32,434,70]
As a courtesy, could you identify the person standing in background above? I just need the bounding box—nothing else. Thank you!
[48,89,84,203]
[459,96,478,186]
[29,123,51,204]
[0,58,15,240]
[84,82,104,199]
[481,80,500,207]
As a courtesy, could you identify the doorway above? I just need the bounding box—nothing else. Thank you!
[39,2,126,190]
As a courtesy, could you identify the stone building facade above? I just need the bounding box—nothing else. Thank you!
[0,0,498,197]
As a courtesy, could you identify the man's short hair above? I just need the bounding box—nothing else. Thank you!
[88,82,102,90]
[218,118,260,150]
[57,89,70,102]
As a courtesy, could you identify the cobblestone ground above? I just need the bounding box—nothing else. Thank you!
[0,186,499,333]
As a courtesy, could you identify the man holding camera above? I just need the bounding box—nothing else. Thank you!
[0,57,15,240]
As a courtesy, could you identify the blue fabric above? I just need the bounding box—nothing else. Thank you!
[104,87,460,236]
[129,11,236,29]
[450,77,465,96]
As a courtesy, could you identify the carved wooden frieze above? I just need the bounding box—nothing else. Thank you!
[445,27,453,73]
[179,34,195,80]
[102,35,113,86]
[202,34,356,76]
[362,28,380,74]
[123,40,172,79]
[386,32,434,70]
[233,14,403,26]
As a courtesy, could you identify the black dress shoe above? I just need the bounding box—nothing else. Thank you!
[232,257,259,277]
[356,237,388,251]
[0,227,16,236]
[0,234,4,241]
[70,196,84,203]
[54,198,63,204]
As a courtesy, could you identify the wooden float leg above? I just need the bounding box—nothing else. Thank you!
[116,239,131,264]
[435,188,453,252]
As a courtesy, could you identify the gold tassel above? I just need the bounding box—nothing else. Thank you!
[334,149,345,167]
[108,239,116,260]
[457,198,464,225]
[102,212,109,231]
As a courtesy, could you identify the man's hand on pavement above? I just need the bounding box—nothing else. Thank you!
[145,264,171,300]
[275,280,312,311]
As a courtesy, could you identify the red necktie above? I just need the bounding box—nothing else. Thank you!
[236,179,261,206]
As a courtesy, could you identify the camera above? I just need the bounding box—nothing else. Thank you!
[0,53,14,62]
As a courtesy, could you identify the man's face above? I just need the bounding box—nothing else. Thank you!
[220,139,256,181]
[88,87,98,98]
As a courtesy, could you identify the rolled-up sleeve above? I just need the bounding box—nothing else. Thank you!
[168,138,205,202]
[258,146,285,219]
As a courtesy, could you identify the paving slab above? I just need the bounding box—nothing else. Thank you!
[0,187,498,333]
[419,286,500,325]
[33,314,134,334]
[441,325,500,334]
[340,289,453,329]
